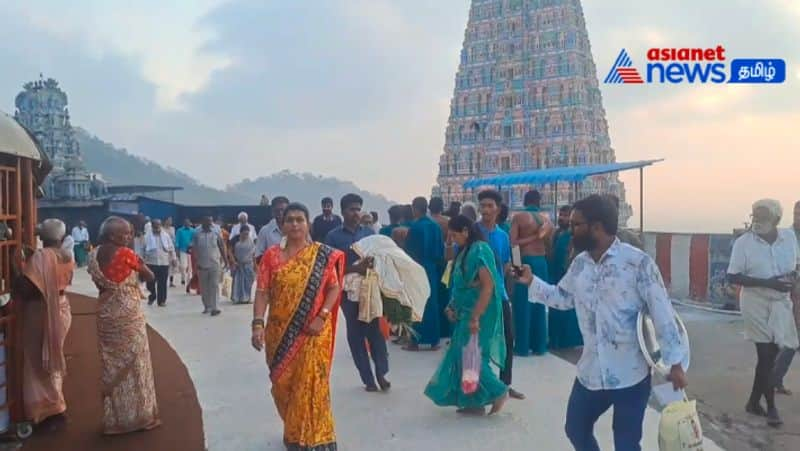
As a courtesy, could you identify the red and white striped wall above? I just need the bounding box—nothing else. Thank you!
[642,233,713,302]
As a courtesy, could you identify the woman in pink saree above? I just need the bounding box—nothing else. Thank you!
[15,219,74,424]
[88,217,161,434]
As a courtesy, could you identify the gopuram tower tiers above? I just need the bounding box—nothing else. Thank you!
[434,0,630,221]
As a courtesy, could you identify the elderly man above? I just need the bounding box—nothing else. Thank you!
[71,220,90,267]
[230,211,256,243]
[144,219,177,306]
[15,219,74,424]
[256,196,289,260]
[728,199,798,427]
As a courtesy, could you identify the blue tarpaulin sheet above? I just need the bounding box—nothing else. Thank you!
[462,159,662,188]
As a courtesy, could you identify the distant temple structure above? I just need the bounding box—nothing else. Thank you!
[14,76,104,200]
[434,0,631,220]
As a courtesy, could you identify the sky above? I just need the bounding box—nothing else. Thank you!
[0,0,797,233]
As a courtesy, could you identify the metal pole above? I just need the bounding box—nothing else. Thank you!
[572,180,577,204]
[639,167,644,236]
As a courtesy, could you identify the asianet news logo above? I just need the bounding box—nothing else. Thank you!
[604,46,786,85]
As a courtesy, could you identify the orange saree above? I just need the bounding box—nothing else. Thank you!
[257,243,344,451]
[88,247,161,434]
[20,248,73,424]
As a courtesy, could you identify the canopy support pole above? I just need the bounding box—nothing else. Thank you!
[572,180,578,204]
[639,167,644,236]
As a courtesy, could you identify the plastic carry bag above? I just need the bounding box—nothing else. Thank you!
[461,333,481,395]
[658,397,704,451]
[221,272,233,299]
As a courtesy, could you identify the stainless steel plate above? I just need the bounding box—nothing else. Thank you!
[637,309,691,376]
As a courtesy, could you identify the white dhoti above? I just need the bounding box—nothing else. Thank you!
[741,287,799,349]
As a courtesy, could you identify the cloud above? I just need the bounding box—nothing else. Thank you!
[5,0,231,110]
[1,0,798,233]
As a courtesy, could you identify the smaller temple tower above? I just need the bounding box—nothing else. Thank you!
[14,76,95,200]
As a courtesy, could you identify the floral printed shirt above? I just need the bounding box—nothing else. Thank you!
[528,239,686,390]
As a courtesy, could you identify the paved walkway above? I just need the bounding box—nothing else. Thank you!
[70,269,723,451]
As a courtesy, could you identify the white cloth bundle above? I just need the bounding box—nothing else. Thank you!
[349,234,430,323]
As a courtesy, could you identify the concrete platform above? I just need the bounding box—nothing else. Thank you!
[69,269,724,451]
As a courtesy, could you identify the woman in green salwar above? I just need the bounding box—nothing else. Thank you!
[424,215,509,415]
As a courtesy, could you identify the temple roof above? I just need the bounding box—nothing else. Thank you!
[0,111,43,161]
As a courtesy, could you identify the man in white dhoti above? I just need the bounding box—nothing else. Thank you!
[728,199,799,427]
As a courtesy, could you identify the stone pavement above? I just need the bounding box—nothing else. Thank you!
[70,269,723,451]
[676,306,799,451]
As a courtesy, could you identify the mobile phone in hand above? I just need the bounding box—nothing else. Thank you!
[511,245,522,276]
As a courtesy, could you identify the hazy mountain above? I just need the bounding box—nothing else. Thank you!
[75,128,396,217]
[228,170,396,219]
[76,128,251,205]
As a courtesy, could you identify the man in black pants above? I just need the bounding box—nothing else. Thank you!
[144,219,177,306]
[325,194,391,393]
[728,199,798,427]
[475,189,524,400]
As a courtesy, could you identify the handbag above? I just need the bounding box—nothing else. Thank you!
[658,395,704,451]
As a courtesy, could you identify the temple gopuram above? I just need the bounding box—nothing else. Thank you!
[435,0,631,221]
[14,77,104,200]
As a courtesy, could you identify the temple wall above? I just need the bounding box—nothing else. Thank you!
[642,231,740,310]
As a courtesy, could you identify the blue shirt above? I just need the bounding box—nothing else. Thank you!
[476,222,511,301]
[175,226,195,252]
[324,224,374,267]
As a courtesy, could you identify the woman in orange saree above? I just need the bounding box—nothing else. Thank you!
[252,203,344,450]
[15,219,74,424]
[87,217,161,435]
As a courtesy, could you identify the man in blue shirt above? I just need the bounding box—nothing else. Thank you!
[325,193,390,393]
[175,218,196,287]
[477,189,524,400]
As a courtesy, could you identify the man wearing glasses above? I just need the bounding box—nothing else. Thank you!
[515,194,688,451]
[728,199,798,427]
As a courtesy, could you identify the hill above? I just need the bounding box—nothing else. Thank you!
[75,128,396,217]
[76,128,251,205]
[227,170,396,218]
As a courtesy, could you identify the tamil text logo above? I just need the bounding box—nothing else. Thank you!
[603,46,786,85]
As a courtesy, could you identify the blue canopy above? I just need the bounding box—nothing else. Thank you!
[462,159,662,188]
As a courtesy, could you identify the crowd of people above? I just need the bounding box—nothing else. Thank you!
[11,193,799,450]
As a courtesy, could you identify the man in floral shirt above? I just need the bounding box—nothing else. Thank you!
[517,194,688,451]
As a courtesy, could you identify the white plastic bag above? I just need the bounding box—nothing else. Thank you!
[461,333,481,394]
[221,272,233,299]
[658,398,704,451]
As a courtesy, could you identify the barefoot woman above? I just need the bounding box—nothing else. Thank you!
[425,215,509,415]
[88,217,161,434]
[252,203,345,449]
